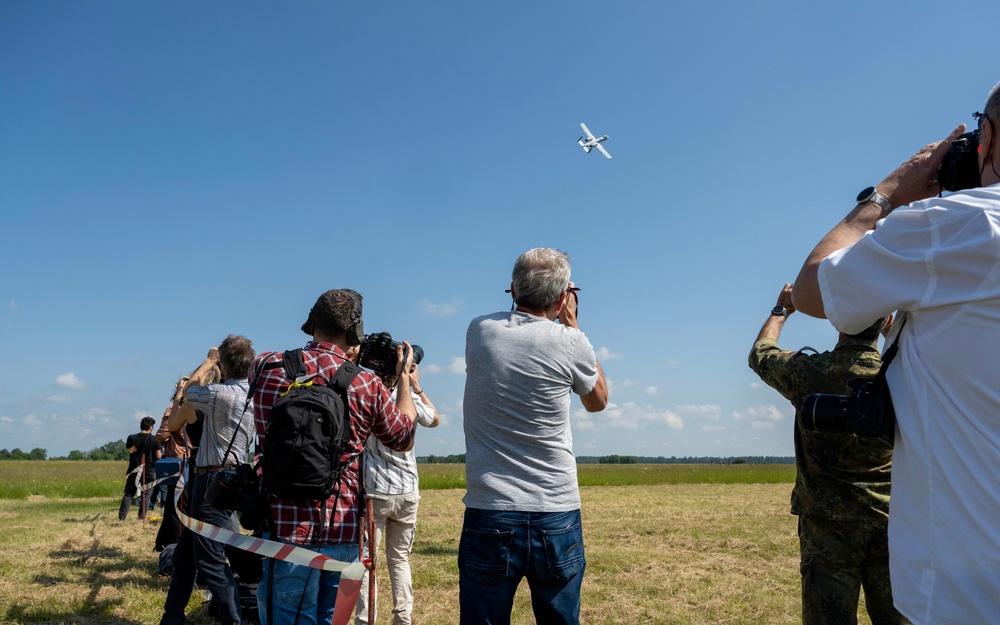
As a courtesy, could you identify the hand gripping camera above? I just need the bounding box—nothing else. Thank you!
[357,331,423,377]
[938,129,981,192]
[800,377,896,447]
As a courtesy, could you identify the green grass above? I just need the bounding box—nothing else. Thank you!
[0,461,124,499]
[0,461,795,500]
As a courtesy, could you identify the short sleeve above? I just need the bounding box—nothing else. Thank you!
[570,331,599,396]
[819,208,933,334]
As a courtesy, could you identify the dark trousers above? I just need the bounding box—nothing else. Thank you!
[119,470,156,520]
[160,472,243,625]
[799,516,910,625]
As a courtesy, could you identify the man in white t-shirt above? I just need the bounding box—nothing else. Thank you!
[792,82,1000,625]
[460,247,608,625]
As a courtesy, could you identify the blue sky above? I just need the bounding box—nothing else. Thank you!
[1,2,995,459]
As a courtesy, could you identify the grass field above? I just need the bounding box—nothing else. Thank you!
[0,462,884,625]
[0,461,796,499]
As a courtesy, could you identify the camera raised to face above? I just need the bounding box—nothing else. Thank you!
[800,377,895,447]
[938,129,981,192]
[357,331,424,377]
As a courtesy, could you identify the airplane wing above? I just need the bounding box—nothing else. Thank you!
[595,143,612,159]
[580,123,596,140]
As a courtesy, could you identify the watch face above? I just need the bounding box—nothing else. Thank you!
[771,306,786,316]
[856,186,875,203]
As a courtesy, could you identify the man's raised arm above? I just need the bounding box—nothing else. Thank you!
[793,125,966,318]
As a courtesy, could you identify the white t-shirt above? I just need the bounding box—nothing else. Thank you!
[819,183,1000,625]
[462,311,599,512]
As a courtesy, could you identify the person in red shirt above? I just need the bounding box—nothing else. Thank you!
[251,288,418,625]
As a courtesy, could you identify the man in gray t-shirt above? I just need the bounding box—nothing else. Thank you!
[459,247,608,625]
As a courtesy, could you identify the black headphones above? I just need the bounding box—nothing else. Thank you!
[301,289,365,345]
[344,291,364,346]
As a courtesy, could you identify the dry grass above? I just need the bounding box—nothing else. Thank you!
[0,483,879,625]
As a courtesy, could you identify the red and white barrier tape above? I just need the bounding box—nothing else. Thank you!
[172,463,364,625]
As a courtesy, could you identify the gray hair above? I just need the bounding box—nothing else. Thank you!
[511,248,571,310]
[986,81,1000,128]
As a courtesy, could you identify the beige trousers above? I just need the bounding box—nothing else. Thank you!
[355,494,420,625]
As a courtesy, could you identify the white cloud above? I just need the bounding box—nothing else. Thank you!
[55,372,86,390]
[676,404,722,420]
[22,414,42,429]
[702,424,727,432]
[749,381,761,389]
[46,395,75,403]
[419,298,463,317]
[0,416,13,422]
[421,364,443,374]
[619,380,638,388]
[644,386,658,396]
[595,346,623,361]
[595,401,683,431]
[732,404,787,430]
[448,356,466,375]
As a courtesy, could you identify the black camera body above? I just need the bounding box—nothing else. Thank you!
[357,331,423,377]
[204,463,268,530]
[800,377,895,447]
[938,129,981,192]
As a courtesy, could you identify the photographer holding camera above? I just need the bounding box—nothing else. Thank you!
[160,335,256,625]
[792,83,1000,624]
[251,289,418,625]
[353,358,439,625]
[748,284,906,625]
[460,248,607,625]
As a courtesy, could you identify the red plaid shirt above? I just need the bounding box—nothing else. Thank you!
[251,341,415,545]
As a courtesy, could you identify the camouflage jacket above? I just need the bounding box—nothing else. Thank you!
[748,337,891,525]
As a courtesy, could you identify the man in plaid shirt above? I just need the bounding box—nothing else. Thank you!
[251,289,417,625]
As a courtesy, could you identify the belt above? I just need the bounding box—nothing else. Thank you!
[192,464,236,475]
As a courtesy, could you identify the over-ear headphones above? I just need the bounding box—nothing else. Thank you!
[300,289,365,345]
[344,291,365,346]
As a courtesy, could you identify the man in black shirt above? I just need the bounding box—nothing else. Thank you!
[119,416,163,521]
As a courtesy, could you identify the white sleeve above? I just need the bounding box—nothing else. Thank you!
[819,207,934,334]
[412,392,436,427]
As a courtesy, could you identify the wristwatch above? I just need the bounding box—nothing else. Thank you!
[856,186,893,213]
[771,306,787,317]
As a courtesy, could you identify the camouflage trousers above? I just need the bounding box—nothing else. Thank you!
[798,516,910,625]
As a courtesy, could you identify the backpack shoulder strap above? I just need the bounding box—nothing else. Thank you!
[330,361,360,394]
[281,348,307,381]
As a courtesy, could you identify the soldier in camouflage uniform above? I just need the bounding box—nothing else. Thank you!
[748,284,909,625]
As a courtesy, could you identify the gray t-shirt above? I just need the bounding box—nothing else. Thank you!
[463,311,599,511]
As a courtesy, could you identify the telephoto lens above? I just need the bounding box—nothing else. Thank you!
[800,392,855,434]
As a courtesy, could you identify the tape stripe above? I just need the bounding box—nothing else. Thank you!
[172,462,364,625]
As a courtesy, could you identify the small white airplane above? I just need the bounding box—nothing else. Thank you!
[578,123,612,159]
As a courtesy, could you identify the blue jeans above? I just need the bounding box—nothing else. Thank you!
[257,539,358,625]
[160,473,243,625]
[458,508,586,625]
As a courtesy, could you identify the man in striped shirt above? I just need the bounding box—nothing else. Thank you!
[354,363,439,625]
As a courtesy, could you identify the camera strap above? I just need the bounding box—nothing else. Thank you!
[217,357,284,469]
[874,316,906,385]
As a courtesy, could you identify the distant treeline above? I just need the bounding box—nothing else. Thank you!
[576,456,795,465]
[416,454,794,465]
[9,445,794,466]
[1,440,129,462]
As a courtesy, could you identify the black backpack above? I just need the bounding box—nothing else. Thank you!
[260,349,360,501]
